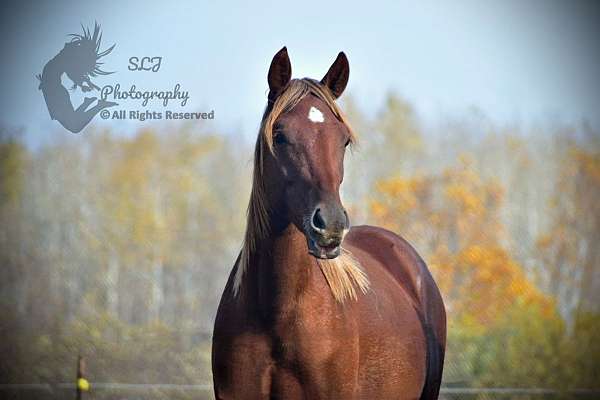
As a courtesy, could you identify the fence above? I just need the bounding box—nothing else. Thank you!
[2,383,599,400]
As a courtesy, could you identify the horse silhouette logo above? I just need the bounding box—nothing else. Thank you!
[37,22,117,133]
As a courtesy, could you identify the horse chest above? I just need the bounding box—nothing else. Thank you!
[265,299,360,399]
[273,298,347,362]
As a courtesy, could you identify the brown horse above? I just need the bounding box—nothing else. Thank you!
[212,47,446,400]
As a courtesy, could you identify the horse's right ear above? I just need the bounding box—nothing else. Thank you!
[268,47,292,103]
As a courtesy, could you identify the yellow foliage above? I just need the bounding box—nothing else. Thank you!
[445,184,484,214]
[573,147,600,184]
[370,153,552,329]
[0,139,27,206]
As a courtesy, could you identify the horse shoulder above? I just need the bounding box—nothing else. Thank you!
[212,259,275,399]
[344,225,445,339]
[345,225,447,400]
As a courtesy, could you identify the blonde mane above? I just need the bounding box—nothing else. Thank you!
[233,78,369,303]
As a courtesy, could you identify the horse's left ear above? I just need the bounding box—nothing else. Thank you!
[321,52,349,99]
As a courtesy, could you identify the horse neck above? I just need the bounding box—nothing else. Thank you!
[253,221,315,315]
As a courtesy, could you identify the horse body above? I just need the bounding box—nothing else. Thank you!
[213,224,444,399]
[212,48,445,399]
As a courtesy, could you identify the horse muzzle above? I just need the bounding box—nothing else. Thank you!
[306,202,349,259]
[307,233,343,259]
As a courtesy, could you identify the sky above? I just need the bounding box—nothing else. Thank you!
[1,0,599,147]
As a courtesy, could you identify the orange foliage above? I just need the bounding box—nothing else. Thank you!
[370,154,554,328]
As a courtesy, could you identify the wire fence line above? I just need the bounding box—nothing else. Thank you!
[0,383,212,391]
[1,383,598,394]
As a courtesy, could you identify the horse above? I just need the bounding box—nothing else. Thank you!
[212,47,446,400]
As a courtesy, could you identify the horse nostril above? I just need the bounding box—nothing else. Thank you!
[311,208,327,232]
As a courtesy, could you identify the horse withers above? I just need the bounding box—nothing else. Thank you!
[212,47,446,400]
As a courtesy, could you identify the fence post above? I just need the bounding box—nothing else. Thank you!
[75,355,89,400]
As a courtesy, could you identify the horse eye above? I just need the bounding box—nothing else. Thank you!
[274,133,288,146]
[344,138,351,147]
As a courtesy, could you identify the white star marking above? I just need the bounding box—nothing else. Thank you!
[308,106,324,123]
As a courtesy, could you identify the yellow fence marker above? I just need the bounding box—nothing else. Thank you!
[77,378,90,392]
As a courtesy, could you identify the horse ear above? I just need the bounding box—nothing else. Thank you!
[268,47,292,103]
[321,52,349,99]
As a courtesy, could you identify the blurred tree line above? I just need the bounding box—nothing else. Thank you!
[0,94,598,396]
